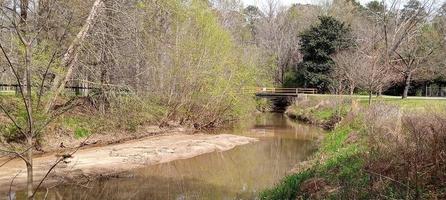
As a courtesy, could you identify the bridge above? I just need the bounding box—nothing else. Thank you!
[253,87,317,97]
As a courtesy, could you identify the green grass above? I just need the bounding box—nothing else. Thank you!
[0,91,17,96]
[74,127,90,139]
[320,126,352,153]
[260,123,367,199]
[313,108,334,121]
[262,95,446,199]
[305,94,446,112]
[60,116,95,139]
[260,170,315,200]
[358,98,446,112]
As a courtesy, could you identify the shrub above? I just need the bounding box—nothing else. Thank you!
[365,107,446,199]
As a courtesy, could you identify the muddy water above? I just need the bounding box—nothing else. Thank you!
[34,113,322,200]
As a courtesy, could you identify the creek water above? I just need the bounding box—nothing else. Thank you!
[30,113,322,199]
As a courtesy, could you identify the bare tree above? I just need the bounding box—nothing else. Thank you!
[394,30,437,98]
[0,0,104,198]
[349,0,435,99]
[331,49,364,95]
[255,1,320,85]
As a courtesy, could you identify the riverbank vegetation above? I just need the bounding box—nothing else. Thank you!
[0,0,263,145]
[285,96,351,130]
[262,97,446,199]
[0,0,263,197]
[1,0,445,198]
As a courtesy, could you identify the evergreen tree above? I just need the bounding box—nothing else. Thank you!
[284,16,353,91]
[366,0,385,13]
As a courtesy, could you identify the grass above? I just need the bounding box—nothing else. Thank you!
[260,170,316,200]
[0,91,16,96]
[262,96,446,199]
[260,122,367,199]
[313,108,334,121]
[286,97,351,130]
[74,127,90,139]
[264,97,423,199]
[305,94,446,112]
[59,116,95,139]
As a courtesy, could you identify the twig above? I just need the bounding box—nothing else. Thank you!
[31,134,94,198]
[0,156,16,168]
[37,15,73,110]
[0,103,25,137]
[43,188,49,200]
[9,170,22,200]
[365,169,409,188]
[0,147,31,166]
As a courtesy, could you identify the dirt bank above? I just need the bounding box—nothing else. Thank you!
[0,133,257,193]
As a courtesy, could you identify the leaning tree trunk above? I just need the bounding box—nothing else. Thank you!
[46,0,105,113]
[402,72,412,99]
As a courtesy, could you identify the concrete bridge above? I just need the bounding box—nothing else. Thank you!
[251,87,318,112]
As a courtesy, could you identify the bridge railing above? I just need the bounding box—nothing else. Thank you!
[256,87,317,94]
[242,87,317,95]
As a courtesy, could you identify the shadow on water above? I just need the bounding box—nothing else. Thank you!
[12,113,323,200]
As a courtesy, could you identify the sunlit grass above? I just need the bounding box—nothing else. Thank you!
[0,91,16,96]
[260,124,367,199]
[305,94,446,111]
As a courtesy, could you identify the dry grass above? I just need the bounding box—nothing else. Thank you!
[365,106,446,199]
[263,101,446,199]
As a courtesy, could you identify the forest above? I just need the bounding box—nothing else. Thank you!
[0,0,445,199]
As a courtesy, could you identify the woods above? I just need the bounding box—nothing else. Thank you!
[0,0,259,198]
[0,0,445,199]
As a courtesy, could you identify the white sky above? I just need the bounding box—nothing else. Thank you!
[240,0,395,7]
[240,0,445,11]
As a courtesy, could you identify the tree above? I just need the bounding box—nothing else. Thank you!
[0,0,105,198]
[243,5,263,40]
[401,0,428,22]
[254,1,311,85]
[288,16,353,91]
[331,49,363,94]
[359,0,435,97]
[394,24,440,98]
[366,1,385,14]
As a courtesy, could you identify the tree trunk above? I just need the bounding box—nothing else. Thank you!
[37,0,49,41]
[46,0,105,112]
[349,84,355,95]
[25,43,34,199]
[368,90,372,105]
[98,0,116,113]
[20,0,28,26]
[402,72,412,99]
[26,138,33,200]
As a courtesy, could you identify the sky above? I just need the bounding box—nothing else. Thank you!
[240,0,380,7]
[239,0,444,11]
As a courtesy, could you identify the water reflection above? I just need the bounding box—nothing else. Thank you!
[26,113,322,200]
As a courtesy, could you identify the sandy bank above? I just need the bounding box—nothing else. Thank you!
[0,133,257,192]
